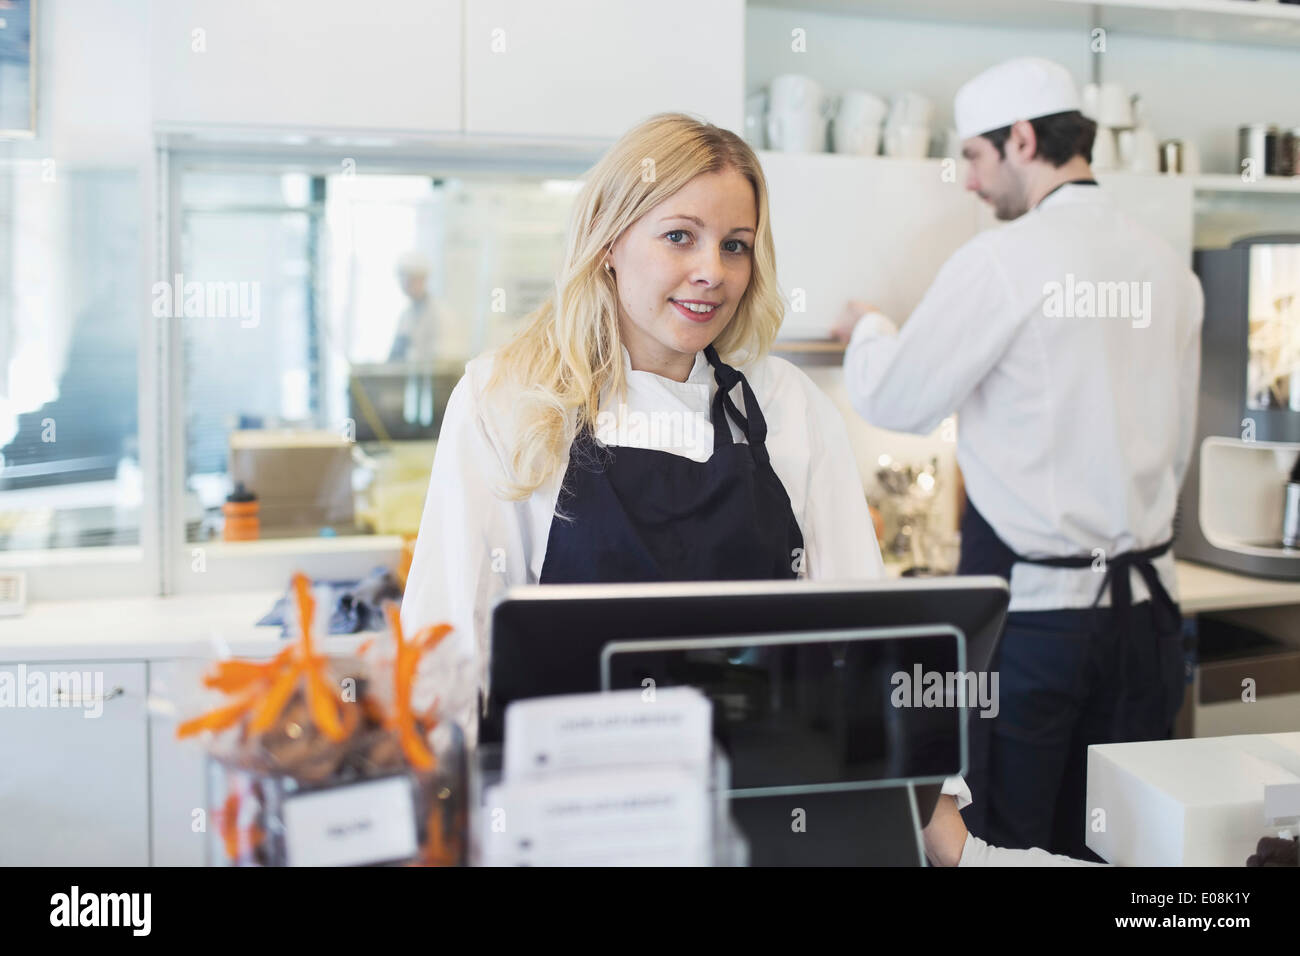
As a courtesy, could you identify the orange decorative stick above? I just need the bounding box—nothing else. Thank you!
[178,572,349,742]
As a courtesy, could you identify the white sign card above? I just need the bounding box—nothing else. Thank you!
[503,686,712,782]
[282,775,419,867]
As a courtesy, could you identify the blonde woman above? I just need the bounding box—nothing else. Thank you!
[403,113,882,686]
[401,113,1044,866]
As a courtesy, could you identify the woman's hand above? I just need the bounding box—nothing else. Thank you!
[922,794,969,867]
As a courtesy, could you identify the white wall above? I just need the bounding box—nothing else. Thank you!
[31,0,152,165]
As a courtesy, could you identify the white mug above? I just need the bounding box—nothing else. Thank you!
[1081,83,1101,121]
[883,124,930,159]
[1097,83,1133,129]
[836,90,888,127]
[1118,127,1160,173]
[767,108,828,153]
[887,91,935,130]
[1092,127,1118,171]
[832,122,882,156]
[769,74,825,113]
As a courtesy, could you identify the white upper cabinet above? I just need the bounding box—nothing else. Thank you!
[463,0,745,140]
[150,0,463,133]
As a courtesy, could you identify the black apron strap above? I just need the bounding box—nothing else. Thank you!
[705,345,771,466]
[959,495,1181,739]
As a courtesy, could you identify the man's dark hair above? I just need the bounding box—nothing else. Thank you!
[981,110,1097,167]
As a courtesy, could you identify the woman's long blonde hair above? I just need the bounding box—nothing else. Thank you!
[487,112,785,500]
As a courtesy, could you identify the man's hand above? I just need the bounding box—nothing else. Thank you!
[922,794,969,867]
[831,299,880,344]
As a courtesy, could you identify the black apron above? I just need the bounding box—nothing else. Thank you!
[957,498,1182,729]
[539,345,804,584]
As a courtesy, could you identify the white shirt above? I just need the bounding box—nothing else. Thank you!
[844,184,1204,613]
[401,343,973,809]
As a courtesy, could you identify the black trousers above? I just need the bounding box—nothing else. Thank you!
[962,601,1187,859]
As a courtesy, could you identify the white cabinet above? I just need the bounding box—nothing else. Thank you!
[463,0,745,140]
[149,660,211,866]
[150,0,462,132]
[760,152,982,340]
[0,661,149,865]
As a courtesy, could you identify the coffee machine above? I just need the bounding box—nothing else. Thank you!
[1178,235,1300,579]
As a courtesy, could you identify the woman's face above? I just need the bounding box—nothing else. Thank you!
[607,167,757,380]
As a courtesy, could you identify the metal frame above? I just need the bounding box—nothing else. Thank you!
[157,138,594,595]
[599,623,970,798]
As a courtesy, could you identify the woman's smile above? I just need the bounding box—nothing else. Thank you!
[669,297,722,322]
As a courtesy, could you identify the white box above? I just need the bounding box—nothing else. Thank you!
[1086,732,1300,866]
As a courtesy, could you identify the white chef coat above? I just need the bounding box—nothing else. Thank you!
[401,342,973,809]
[389,296,459,363]
[844,184,1204,613]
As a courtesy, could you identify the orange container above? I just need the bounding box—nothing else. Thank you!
[223,484,260,541]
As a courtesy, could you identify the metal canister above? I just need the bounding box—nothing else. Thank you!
[1284,482,1300,549]
[1285,128,1300,178]
[1160,140,1185,174]
[1266,125,1289,176]
[1239,124,1271,178]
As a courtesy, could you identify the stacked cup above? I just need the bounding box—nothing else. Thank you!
[832,91,889,156]
[766,74,831,153]
[883,92,934,159]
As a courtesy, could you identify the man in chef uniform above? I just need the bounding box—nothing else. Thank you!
[832,57,1203,858]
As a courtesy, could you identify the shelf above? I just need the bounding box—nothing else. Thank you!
[1192,173,1300,194]
[752,0,1300,50]
[771,339,848,366]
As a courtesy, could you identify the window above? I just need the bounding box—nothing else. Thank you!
[0,166,141,551]
[173,159,580,553]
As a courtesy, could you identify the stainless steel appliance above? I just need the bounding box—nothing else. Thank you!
[1179,235,1300,578]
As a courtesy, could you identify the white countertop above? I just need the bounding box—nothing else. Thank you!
[1174,560,1300,614]
[0,589,294,663]
[3,559,1300,663]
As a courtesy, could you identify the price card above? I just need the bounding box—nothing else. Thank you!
[503,687,711,782]
[482,767,710,867]
[282,775,419,867]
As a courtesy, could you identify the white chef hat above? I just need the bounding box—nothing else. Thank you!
[954,57,1082,141]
